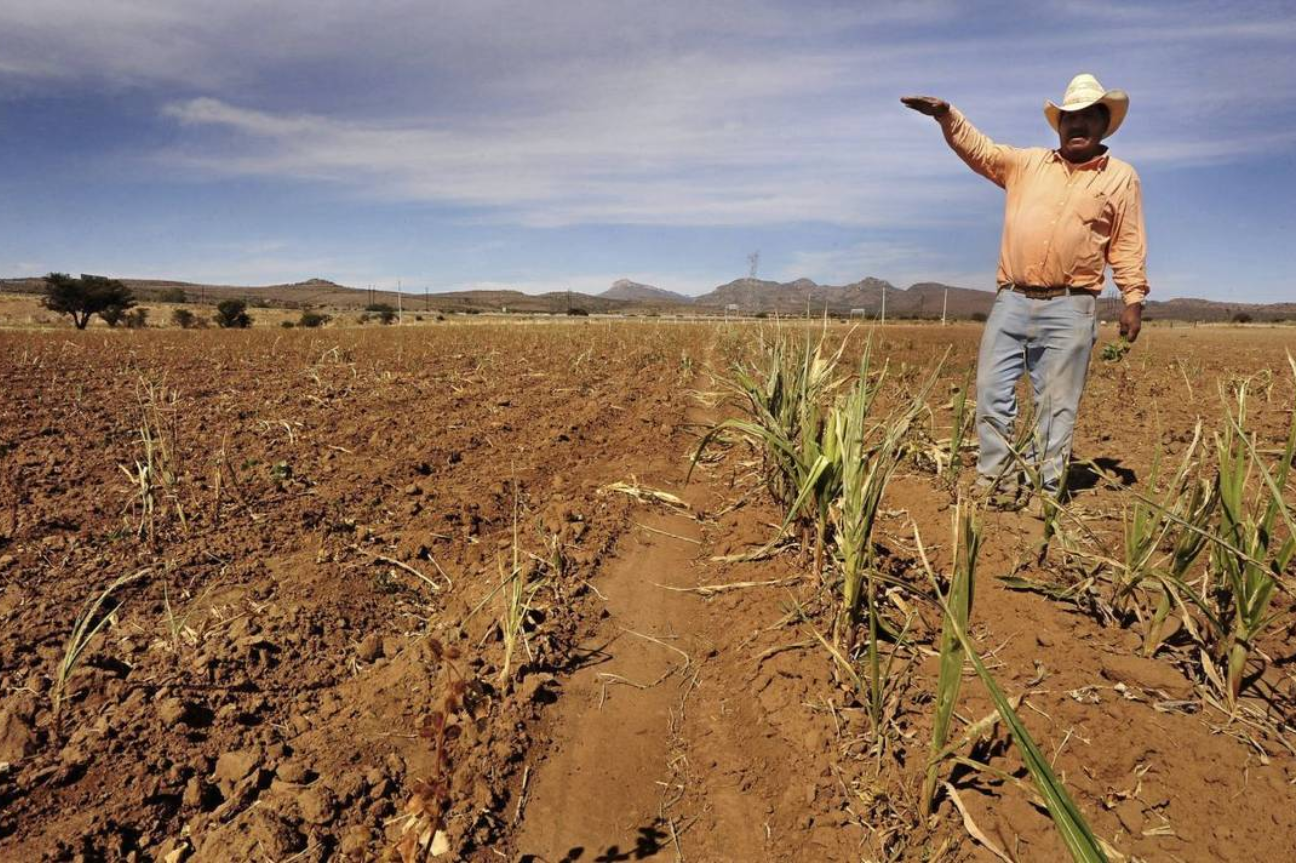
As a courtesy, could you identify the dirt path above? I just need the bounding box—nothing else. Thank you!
[515,505,713,861]
[514,367,864,861]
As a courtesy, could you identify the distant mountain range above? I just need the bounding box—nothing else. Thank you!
[692,277,991,318]
[2,274,1292,322]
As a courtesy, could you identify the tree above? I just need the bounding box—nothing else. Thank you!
[41,273,135,330]
[123,308,149,329]
[971,311,988,322]
[1232,312,1253,324]
[157,287,188,303]
[214,299,252,329]
[171,308,197,329]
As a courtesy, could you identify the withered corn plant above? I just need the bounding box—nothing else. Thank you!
[827,350,943,729]
[916,516,1109,862]
[921,500,978,815]
[53,569,150,734]
[1099,423,1219,654]
[498,488,543,683]
[1208,374,1296,708]
[119,378,187,543]
[944,366,974,484]
[689,326,850,571]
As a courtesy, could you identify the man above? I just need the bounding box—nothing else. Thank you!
[902,73,1148,504]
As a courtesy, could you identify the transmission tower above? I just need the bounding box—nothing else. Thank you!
[747,251,760,280]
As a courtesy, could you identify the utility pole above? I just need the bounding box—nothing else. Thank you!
[397,280,403,324]
[880,283,887,324]
[941,288,948,326]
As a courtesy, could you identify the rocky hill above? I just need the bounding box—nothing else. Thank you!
[599,279,692,304]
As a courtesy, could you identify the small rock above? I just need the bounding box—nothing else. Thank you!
[157,838,191,863]
[340,825,373,857]
[404,483,422,496]
[1114,797,1145,834]
[277,760,312,784]
[0,708,36,762]
[249,810,305,858]
[182,777,217,810]
[329,771,368,805]
[182,777,202,807]
[213,749,260,785]
[157,698,191,727]
[59,743,88,767]
[519,672,555,703]
[357,634,383,663]
[297,784,337,824]
[1036,632,1054,648]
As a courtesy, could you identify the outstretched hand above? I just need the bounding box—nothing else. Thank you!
[901,96,950,117]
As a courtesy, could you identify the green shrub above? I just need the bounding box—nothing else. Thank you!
[214,299,252,329]
[364,303,397,324]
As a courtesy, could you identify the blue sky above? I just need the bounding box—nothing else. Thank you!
[1,0,1293,301]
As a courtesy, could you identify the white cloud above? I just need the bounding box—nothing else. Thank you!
[123,0,1293,229]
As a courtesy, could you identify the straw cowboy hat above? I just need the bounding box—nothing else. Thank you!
[1044,73,1129,139]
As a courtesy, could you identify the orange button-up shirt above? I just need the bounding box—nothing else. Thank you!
[939,107,1148,305]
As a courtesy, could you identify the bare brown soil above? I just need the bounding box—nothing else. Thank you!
[1,321,1294,862]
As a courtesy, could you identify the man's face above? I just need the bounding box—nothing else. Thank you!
[1057,104,1109,163]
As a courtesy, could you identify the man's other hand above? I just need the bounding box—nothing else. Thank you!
[901,96,949,117]
[1119,302,1143,343]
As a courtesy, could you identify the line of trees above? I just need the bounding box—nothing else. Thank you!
[39,273,254,329]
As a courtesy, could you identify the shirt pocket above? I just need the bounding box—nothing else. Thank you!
[1073,191,1111,228]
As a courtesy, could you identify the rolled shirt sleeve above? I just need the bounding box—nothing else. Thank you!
[1107,173,1149,305]
[937,107,1023,188]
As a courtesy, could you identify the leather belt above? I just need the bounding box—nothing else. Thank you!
[999,283,1092,300]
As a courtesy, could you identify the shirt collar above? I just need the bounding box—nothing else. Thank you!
[1051,146,1110,170]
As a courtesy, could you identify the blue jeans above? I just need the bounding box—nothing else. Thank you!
[975,289,1098,493]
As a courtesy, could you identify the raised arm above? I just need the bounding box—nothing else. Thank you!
[901,96,1022,188]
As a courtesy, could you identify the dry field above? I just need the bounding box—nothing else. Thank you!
[1,319,1294,863]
